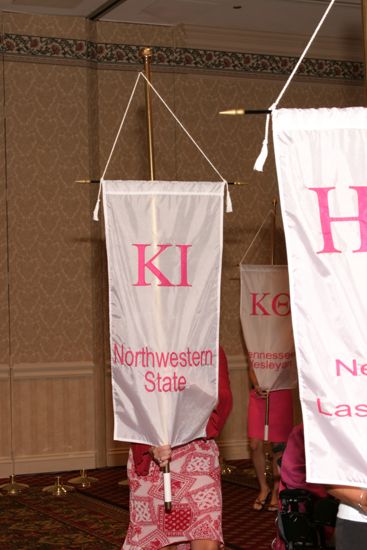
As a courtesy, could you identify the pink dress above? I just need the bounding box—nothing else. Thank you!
[122,347,232,549]
[247,388,293,442]
[123,439,223,549]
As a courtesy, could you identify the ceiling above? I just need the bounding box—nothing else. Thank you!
[0,0,363,42]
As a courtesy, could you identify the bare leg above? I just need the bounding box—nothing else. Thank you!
[191,540,220,550]
[249,437,270,510]
[269,449,282,510]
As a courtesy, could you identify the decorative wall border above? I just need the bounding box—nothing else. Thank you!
[1,33,364,81]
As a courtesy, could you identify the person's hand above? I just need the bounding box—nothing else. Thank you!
[150,444,172,468]
[254,385,268,398]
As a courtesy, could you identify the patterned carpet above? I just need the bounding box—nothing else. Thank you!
[0,462,278,549]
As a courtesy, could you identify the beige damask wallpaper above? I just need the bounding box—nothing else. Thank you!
[0,11,364,472]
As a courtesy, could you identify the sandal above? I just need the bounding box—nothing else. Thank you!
[253,491,271,511]
[267,503,278,512]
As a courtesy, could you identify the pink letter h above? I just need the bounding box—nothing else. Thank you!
[309,186,367,253]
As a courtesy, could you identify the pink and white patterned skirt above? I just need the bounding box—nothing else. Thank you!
[122,439,223,549]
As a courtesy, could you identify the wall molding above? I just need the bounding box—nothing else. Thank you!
[218,438,250,460]
[106,446,130,467]
[0,457,12,478]
[105,354,248,376]
[105,354,248,377]
[0,364,10,380]
[13,450,96,475]
[0,451,96,476]
[105,442,249,463]
[12,361,96,379]
[228,354,247,371]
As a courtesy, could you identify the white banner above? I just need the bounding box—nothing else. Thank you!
[102,180,224,448]
[240,265,297,391]
[273,107,367,486]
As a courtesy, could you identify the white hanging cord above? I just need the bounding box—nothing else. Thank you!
[253,0,336,172]
[273,0,336,111]
[93,72,143,221]
[239,209,274,265]
[139,72,232,213]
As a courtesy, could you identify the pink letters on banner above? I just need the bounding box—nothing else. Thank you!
[250,292,291,316]
[112,343,214,394]
[335,358,367,376]
[317,398,367,417]
[315,358,367,418]
[133,244,192,287]
[309,186,367,254]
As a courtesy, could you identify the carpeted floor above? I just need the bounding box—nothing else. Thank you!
[0,462,278,549]
[0,490,127,549]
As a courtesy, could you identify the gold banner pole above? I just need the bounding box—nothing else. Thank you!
[141,47,172,513]
[141,47,155,180]
[264,199,277,457]
[264,391,270,441]
[271,198,277,265]
[76,179,246,186]
[219,109,271,116]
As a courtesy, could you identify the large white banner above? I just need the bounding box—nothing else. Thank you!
[240,265,297,391]
[102,180,224,448]
[273,107,367,486]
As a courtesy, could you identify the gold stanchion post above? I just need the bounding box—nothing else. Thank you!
[118,476,129,486]
[0,474,29,496]
[68,469,98,488]
[42,475,74,496]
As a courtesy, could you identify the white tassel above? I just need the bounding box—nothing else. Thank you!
[225,182,233,213]
[253,111,271,172]
[93,197,100,221]
[253,139,269,172]
[93,179,103,221]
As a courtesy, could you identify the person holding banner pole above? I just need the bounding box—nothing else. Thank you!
[240,264,297,512]
[327,485,367,550]
[122,346,233,550]
[247,364,293,512]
